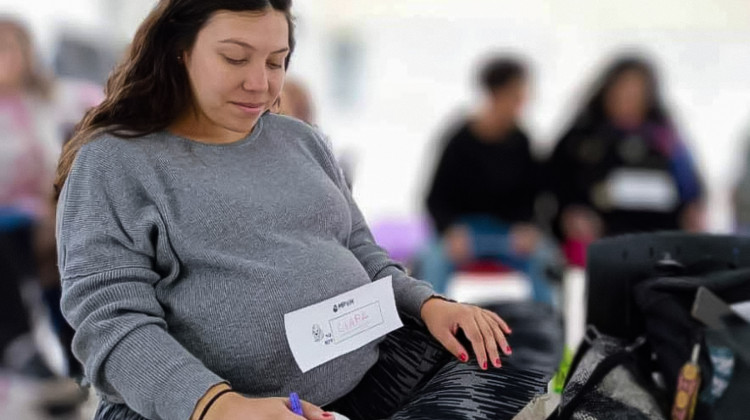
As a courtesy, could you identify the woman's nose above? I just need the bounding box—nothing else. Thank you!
[242,61,268,92]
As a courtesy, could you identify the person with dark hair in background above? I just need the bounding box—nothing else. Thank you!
[53,2,544,420]
[421,56,558,304]
[547,56,705,264]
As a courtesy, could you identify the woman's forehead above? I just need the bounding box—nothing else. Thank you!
[199,10,289,49]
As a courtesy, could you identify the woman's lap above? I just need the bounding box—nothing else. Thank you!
[94,315,546,420]
[390,361,548,420]
[327,314,548,420]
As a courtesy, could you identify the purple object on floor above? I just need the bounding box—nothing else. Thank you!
[370,217,431,264]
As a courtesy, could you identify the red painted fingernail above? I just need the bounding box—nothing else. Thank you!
[322,414,333,418]
[506,346,513,354]
[482,361,487,369]
[459,353,468,362]
[495,358,502,367]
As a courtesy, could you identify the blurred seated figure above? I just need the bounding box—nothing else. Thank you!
[0,17,60,376]
[420,56,559,304]
[547,55,705,265]
[0,18,102,384]
[277,77,315,125]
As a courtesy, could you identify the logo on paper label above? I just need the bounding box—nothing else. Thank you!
[333,298,355,313]
[312,324,324,342]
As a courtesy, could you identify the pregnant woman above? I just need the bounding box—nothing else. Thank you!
[55,1,536,419]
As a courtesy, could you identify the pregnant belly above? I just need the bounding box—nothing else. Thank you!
[164,241,375,394]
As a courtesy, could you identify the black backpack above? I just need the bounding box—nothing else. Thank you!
[550,233,750,420]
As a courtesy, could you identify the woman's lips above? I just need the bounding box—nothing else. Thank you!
[231,101,264,114]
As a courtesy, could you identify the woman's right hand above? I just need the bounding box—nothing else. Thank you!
[205,393,332,420]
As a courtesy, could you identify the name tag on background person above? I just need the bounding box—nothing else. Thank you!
[606,169,678,212]
[284,276,403,373]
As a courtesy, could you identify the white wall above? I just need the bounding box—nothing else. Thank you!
[4,0,750,230]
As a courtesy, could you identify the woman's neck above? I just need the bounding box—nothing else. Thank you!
[169,108,251,145]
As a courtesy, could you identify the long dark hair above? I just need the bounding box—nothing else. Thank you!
[54,0,295,198]
[564,55,670,135]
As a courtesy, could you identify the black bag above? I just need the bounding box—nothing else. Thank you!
[584,233,750,420]
[634,267,750,419]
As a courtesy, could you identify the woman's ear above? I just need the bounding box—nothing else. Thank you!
[177,49,190,65]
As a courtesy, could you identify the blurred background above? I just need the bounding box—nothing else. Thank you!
[3,0,750,228]
[1,0,749,418]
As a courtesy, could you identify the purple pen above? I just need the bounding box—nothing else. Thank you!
[289,392,304,416]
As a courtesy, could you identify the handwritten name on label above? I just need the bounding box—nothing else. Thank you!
[331,302,384,343]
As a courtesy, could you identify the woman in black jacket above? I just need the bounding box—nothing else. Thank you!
[547,56,704,263]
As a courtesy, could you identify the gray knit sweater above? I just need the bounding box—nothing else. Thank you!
[56,113,436,420]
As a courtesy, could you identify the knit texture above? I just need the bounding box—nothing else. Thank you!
[56,113,436,420]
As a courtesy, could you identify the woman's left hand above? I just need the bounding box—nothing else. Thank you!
[420,298,512,370]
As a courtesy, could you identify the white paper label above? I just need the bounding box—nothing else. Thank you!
[284,276,403,373]
[606,169,678,211]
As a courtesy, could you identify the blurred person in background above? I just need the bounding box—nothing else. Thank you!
[277,77,315,125]
[0,17,61,377]
[547,56,705,265]
[0,17,101,387]
[277,77,357,189]
[421,56,559,304]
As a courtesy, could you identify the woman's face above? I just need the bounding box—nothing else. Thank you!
[0,26,27,92]
[604,69,650,127]
[181,9,289,139]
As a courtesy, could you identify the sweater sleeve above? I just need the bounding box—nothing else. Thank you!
[346,196,437,319]
[57,139,224,420]
[309,132,437,319]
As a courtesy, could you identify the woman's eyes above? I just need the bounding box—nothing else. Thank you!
[222,55,283,70]
[223,56,248,65]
